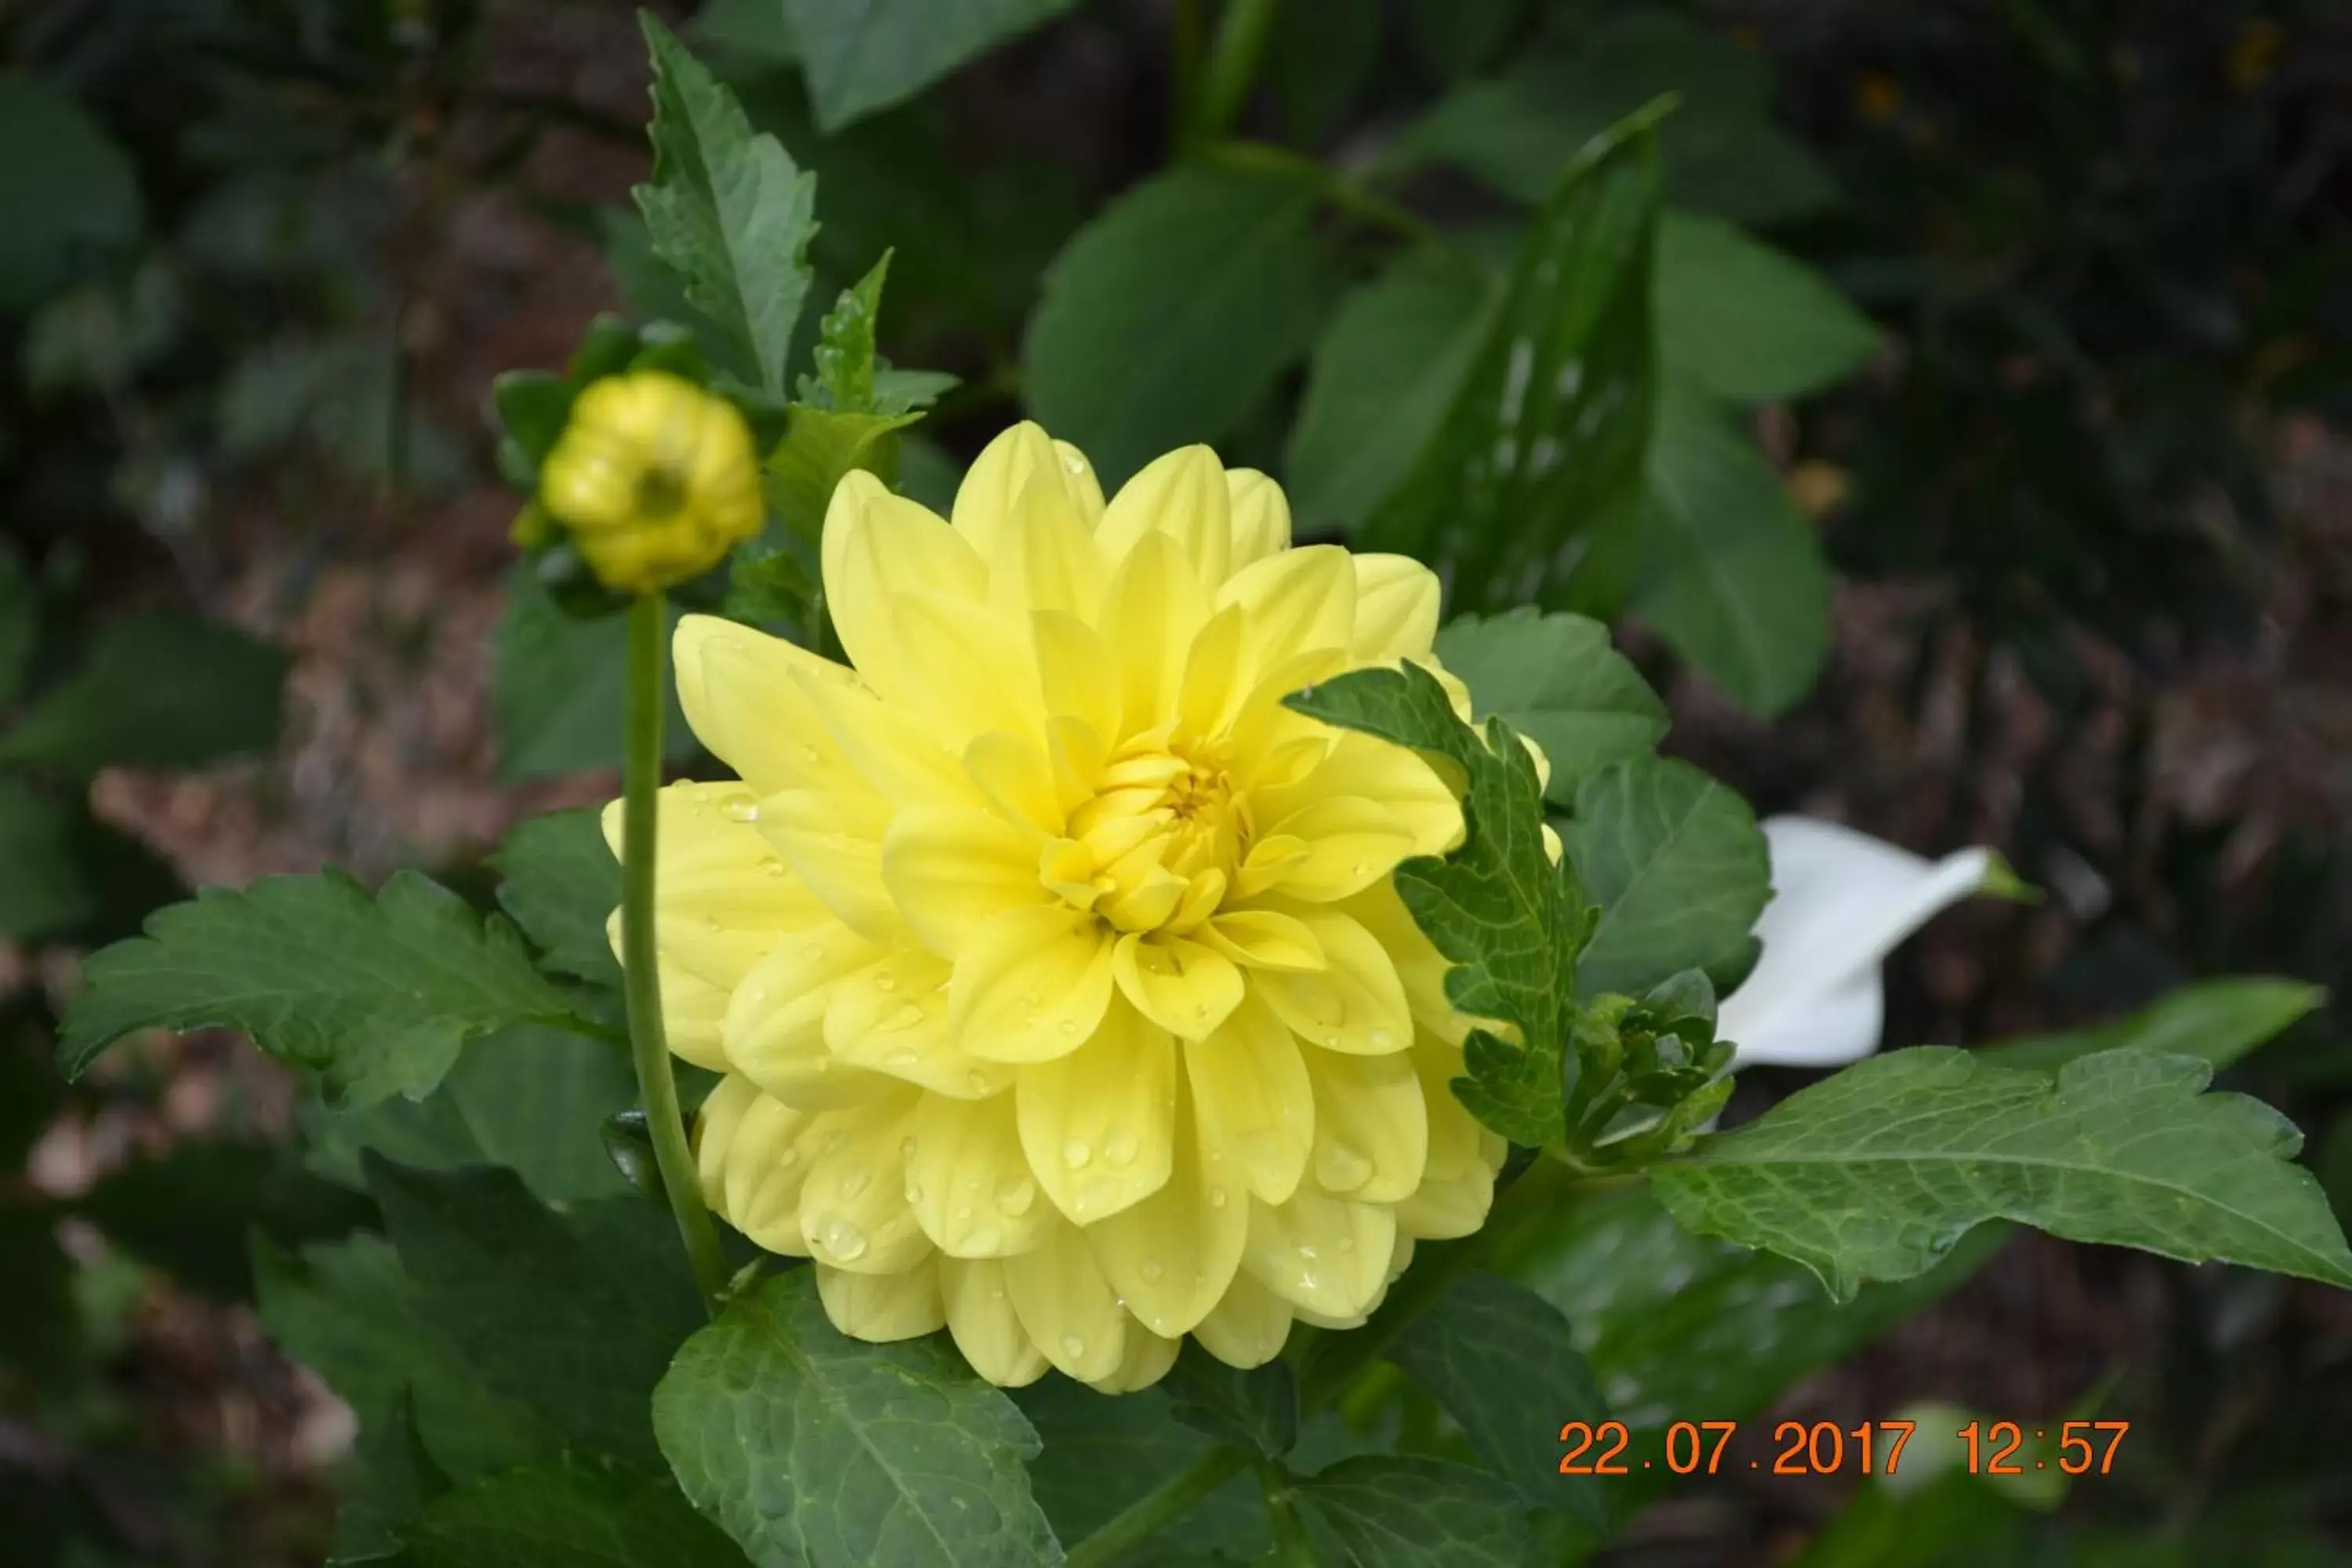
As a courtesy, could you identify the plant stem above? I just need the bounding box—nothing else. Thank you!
[1258,1461,1319,1565]
[1063,1446,1248,1568]
[1203,140,1462,259]
[622,591,731,1315]
[1192,0,1277,144]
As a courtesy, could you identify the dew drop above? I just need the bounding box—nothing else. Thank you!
[989,1284,1007,1301]
[1321,1033,1341,1049]
[1317,1142,1374,1194]
[994,1174,1037,1216]
[760,857,788,878]
[799,744,821,764]
[1024,1012,1044,1030]
[1367,1028,1395,1049]
[822,1129,847,1154]
[1337,1236,1356,1254]
[1060,452,1086,475]
[955,1203,975,1221]
[779,1148,801,1169]
[875,973,898,993]
[1298,1243,1319,1261]
[1140,1258,1164,1283]
[899,1137,917,1160]
[965,1071,993,1094]
[1103,1128,1139,1167]
[1209,1186,1229,1209]
[1058,1018,1077,1036]
[891,1004,924,1029]
[1061,1334,1085,1358]
[1062,1138,1092,1170]
[904,1181,924,1204]
[886,1048,918,1067]
[726,800,761,823]
[967,1225,1002,1253]
[819,1214,868,1261]
[803,941,828,963]
[842,1171,871,1200]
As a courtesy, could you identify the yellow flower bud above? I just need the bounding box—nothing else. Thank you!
[538,370,763,593]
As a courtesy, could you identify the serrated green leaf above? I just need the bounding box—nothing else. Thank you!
[57,870,591,1105]
[1163,1341,1298,1458]
[1363,108,1657,616]
[1024,162,1331,487]
[492,568,696,780]
[1656,210,1879,404]
[0,74,143,310]
[490,809,622,988]
[1433,609,1667,802]
[1653,1047,2352,1299]
[305,1025,637,1205]
[1297,1455,1537,1567]
[76,1138,373,1301]
[1388,1271,1610,1526]
[1287,663,1584,1146]
[637,15,818,394]
[368,1159,705,1466]
[1628,381,1831,716]
[803,252,887,412]
[766,405,920,543]
[1564,755,1769,999]
[652,1269,1057,1568]
[1285,246,1492,532]
[405,1463,746,1568]
[0,613,285,777]
[1976,978,2326,1075]
[1500,1182,2005,1430]
[783,0,1079,132]
[255,1234,556,1483]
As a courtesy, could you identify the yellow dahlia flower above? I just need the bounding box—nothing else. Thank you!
[605,423,1504,1392]
[539,369,762,592]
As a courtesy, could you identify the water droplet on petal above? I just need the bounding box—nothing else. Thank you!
[1322,1033,1341,1049]
[1103,1128,1138,1167]
[1061,452,1086,474]
[1337,1236,1355,1254]
[760,857,788,878]
[1209,1186,1229,1209]
[1367,1029,1395,1049]
[904,1181,924,1203]
[891,1004,924,1029]
[1062,1138,1091,1170]
[779,1148,801,1169]
[1317,1142,1374,1194]
[886,1048,918,1067]
[966,1071,993,1094]
[799,744,821,764]
[899,1137,917,1160]
[955,1203,974,1221]
[995,1174,1037,1216]
[726,800,761,823]
[1058,1018,1077,1036]
[803,941,828,963]
[1140,1258,1164,1283]
[822,1130,847,1154]
[967,1224,1002,1253]
[819,1214,867,1261]
[842,1171,870,1199]
[1062,1334,1085,1358]
[875,973,897,993]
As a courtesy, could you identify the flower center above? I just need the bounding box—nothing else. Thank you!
[1045,736,1250,934]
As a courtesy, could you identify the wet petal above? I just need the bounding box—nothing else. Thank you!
[1004,1219,1128,1383]
[818,1258,946,1341]
[949,904,1117,1062]
[906,1091,1053,1258]
[1112,933,1245,1040]
[1017,1003,1178,1223]
[1185,993,1313,1204]
[881,806,1047,958]
[941,1257,1049,1387]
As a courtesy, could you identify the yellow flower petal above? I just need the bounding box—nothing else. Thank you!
[753,789,902,942]
[884,590,1046,745]
[1100,531,1209,742]
[1300,1044,1427,1203]
[1085,1085,1246,1338]
[1015,1002,1177,1224]
[799,1093,931,1274]
[881,807,1047,958]
[1005,1218,1129,1383]
[1096,445,1231,586]
[823,946,1011,1100]
[1242,1187,1396,1319]
[1226,468,1290,569]
[716,1090,816,1254]
[953,421,1104,558]
[1252,909,1414,1054]
[822,473,985,708]
[950,904,1117,1062]
[796,667,981,811]
[1190,1272,1294,1369]
[694,1073,761,1209]
[941,1257,1050,1387]
[658,956,734,1073]
[1112,932,1245,1040]
[906,1090,1053,1258]
[818,1257,946,1341]
[1348,554,1441,661]
[724,925,894,1107]
[963,731,1065,836]
[1252,796,1418,902]
[1087,1323,1181,1393]
[1185,994,1313,1204]
[1218,545,1356,670]
[1198,909,1325,971]
[673,616,864,797]
[1032,611,1122,742]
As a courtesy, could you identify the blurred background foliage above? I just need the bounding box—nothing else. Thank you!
[1,0,2349,1563]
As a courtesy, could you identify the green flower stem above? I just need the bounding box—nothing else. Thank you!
[1192,0,1277,144]
[1258,1461,1318,1565]
[1203,140,1461,260]
[1063,1157,1586,1564]
[1063,1446,1248,1568]
[622,590,731,1315]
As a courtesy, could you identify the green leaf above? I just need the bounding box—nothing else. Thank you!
[0,74,143,310]
[1288,663,1586,1146]
[1363,109,1658,616]
[1656,210,1879,404]
[637,14,819,395]
[490,809,622,988]
[305,1026,638,1205]
[492,568,695,781]
[803,252,888,412]
[1024,162,1331,487]
[652,1269,1057,1568]
[492,372,578,478]
[1163,1341,1298,1458]
[0,776,94,940]
[58,870,591,1105]
[1628,382,1831,716]
[1391,13,1836,226]
[405,1464,746,1568]
[256,1234,556,1483]
[0,613,285,776]
[1286,246,1491,532]
[1653,1047,2352,1299]
[1297,1456,1536,1567]
[1976,978,2326,1075]
[766,405,920,543]
[1500,1182,2004,1430]
[76,1139,374,1301]
[1014,1379,1269,1561]
[369,1160,705,1465]
[1432,609,1667,803]
[1389,1272,1610,1526]
[1563,754,1769,998]
[782,0,1079,132]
